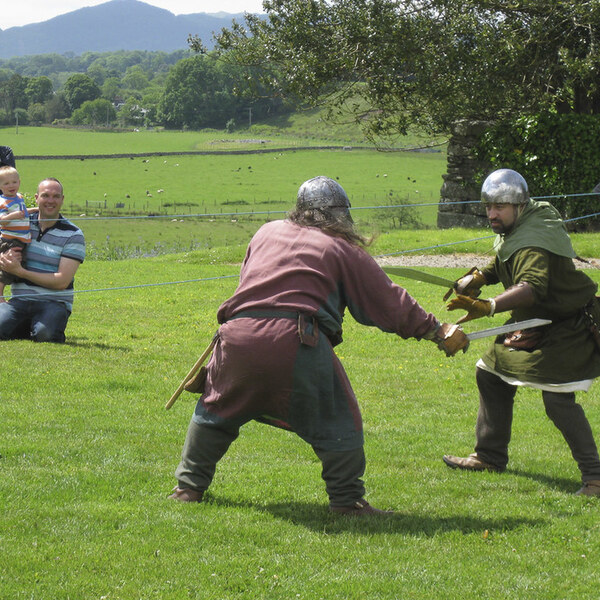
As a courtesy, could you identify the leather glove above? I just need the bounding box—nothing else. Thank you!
[443,267,486,301]
[428,322,470,356]
[446,294,495,324]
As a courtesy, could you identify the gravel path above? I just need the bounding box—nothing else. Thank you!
[376,252,600,270]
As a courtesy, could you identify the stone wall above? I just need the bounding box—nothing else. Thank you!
[437,119,492,228]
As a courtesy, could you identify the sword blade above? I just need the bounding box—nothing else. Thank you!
[383,266,456,288]
[466,318,552,341]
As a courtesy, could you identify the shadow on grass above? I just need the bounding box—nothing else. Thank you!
[65,336,132,351]
[508,468,579,494]
[204,496,542,535]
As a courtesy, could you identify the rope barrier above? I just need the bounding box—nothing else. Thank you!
[39,191,600,223]
[565,211,600,223]
[0,274,239,301]
[50,199,475,222]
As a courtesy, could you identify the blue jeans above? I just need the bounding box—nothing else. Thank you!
[0,298,71,343]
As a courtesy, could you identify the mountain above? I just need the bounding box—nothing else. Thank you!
[0,0,255,59]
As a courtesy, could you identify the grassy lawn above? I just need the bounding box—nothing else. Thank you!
[6,125,595,259]
[12,145,445,210]
[2,125,326,155]
[1,124,599,598]
[1,110,444,155]
[1,240,599,599]
[9,135,448,254]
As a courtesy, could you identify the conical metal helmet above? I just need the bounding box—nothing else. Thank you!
[481,169,529,205]
[297,176,351,213]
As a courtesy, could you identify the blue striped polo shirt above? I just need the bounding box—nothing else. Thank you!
[0,194,32,242]
[12,213,86,310]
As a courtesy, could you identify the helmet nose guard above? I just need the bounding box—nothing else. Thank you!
[481,169,529,205]
[297,176,351,211]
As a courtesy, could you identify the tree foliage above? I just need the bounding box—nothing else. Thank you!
[207,0,600,138]
[158,53,291,130]
[0,48,295,130]
[158,55,230,129]
[478,113,600,226]
[0,50,187,79]
[63,73,102,110]
[24,76,53,105]
[0,73,28,113]
[70,98,116,126]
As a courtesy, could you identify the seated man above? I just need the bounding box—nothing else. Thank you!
[0,177,85,343]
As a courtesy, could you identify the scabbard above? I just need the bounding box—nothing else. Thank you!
[583,297,600,351]
[165,332,219,410]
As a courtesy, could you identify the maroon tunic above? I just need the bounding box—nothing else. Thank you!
[193,220,438,450]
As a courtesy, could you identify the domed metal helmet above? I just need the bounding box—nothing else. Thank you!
[481,169,529,205]
[297,176,352,220]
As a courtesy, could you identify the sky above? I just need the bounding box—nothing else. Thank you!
[2,1,265,30]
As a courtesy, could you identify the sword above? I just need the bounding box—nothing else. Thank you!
[383,266,457,289]
[465,318,552,341]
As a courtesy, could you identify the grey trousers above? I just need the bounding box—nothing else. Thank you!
[174,419,366,506]
[474,367,600,481]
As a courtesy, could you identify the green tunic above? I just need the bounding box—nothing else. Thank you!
[479,201,600,385]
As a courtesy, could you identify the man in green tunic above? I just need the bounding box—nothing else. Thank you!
[442,169,600,496]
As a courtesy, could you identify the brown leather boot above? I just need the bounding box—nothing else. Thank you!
[167,487,204,503]
[575,480,600,496]
[329,498,393,516]
[443,453,504,472]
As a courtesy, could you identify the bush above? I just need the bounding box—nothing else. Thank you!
[477,114,600,227]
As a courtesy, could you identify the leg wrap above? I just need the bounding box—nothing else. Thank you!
[312,445,366,506]
[542,391,600,481]
[174,419,239,492]
[474,368,517,469]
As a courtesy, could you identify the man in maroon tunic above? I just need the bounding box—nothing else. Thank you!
[169,176,469,515]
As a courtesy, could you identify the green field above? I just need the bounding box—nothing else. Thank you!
[1,123,600,598]
[3,125,311,155]
[1,108,445,154]
[3,125,598,260]
[3,126,448,256]
[1,251,599,599]
[14,147,445,212]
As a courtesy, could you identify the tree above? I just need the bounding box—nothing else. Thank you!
[101,77,123,103]
[13,108,29,126]
[87,61,110,86]
[0,73,28,113]
[206,0,600,138]
[25,76,53,105]
[27,102,47,124]
[0,68,15,84]
[158,54,240,129]
[70,98,116,126]
[45,92,70,123]
[122,65,150,91]
[118,96,146,126]
[139,88,162,126]
[63,73,102,110]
